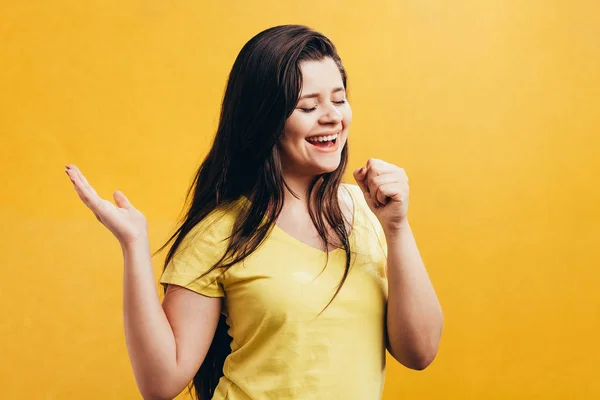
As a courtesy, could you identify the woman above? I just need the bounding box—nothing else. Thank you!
[66,25,443,400]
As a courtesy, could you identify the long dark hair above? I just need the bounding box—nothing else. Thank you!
[152,24,352,400]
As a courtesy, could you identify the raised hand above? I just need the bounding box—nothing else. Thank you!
[65,164,148,247]
[353,158,410,234]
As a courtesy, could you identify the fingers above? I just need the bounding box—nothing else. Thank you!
[353,166,384,208]
[352,167,369,194]
[367,174,397,204]
[73,165,99,198]
[357,163,392,206]
[66,165,103,212]
[366,158,395,174]
[374,183,396,205]
[114,190,133,210]
[355,159,406,208]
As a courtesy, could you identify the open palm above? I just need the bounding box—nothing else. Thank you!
[65,164,148,246]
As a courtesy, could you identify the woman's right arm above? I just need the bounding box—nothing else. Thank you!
[122,240,221,400]
[65,165,220,400]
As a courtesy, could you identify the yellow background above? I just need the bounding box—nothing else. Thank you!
[1,1,599,398]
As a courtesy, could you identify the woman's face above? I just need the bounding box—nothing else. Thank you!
[279,57,352,177]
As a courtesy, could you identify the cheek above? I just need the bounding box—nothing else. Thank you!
[284,115,313,142]
[343,107,353,127]
[280,121,307,158]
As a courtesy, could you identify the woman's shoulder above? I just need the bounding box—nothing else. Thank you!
[340,182,367,212]
[341,182,385,236]
[187,198,246,240]
[340,182,361,196]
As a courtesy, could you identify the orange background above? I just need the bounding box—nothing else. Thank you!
[1,1,599,398]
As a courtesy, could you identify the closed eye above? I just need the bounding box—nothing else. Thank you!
[300,100,347,113]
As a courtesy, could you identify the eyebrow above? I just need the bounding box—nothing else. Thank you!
[299,87,345,100]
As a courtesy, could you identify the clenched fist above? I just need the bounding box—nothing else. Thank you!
[353,158,410,234]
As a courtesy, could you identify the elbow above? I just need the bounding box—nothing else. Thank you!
[389,344,439,371]
[141,395,167,400]
[138,378,181,400]
[389,312,444,371]
[140,389,176,400]
[388,325,443,371]
[405,349,438,371]
[411,326,443,370]
[139,386,168,400]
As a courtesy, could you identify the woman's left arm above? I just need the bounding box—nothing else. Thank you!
[384,219,443,370]
[353,159,443,371]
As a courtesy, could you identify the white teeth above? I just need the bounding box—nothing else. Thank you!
[307,133,339,142]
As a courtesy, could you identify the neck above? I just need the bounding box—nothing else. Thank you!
[280,168,317,209]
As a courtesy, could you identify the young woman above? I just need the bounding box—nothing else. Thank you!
[66,25,443,400]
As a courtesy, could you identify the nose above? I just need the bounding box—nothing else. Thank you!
[319,102,343,124]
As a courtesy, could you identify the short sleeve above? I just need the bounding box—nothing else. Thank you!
[159,208,234,298]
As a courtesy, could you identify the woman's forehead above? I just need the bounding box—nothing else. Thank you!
[299,58,344,93]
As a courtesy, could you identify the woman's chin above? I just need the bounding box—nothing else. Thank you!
[313,160,342,175]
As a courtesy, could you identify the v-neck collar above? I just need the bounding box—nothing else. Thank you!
[239,183,358,255]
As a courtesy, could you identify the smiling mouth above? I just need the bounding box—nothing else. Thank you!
[305,133,339,148]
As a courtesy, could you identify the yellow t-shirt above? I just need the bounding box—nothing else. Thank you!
[160,183,389,400]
